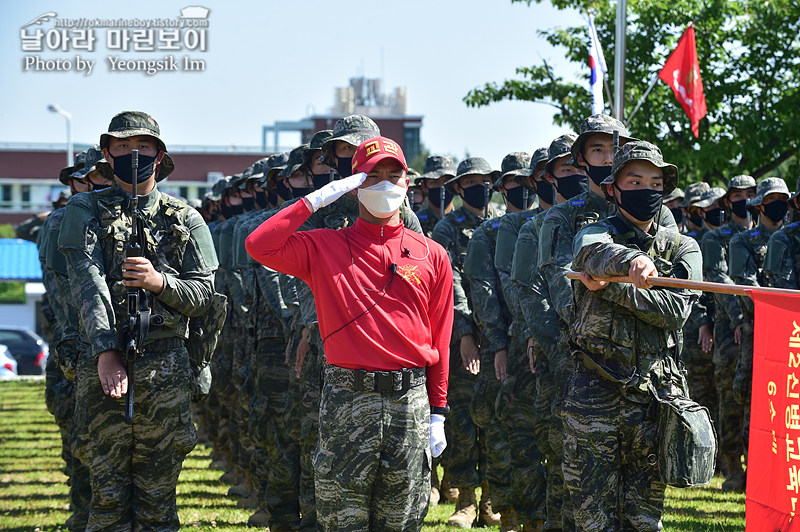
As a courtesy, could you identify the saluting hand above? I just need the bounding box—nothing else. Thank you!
[122,256,165,294]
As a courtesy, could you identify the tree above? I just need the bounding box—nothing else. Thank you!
[463,0,800,187]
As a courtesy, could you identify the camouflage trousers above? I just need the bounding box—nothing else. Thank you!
[231,328,255,475]
[313,365,431,532]
[207,327,235,464]
[532,351,564,530]
[293,340,322,532]
[445,339,482,488]
[497,335,546,524]
[74,339,196,531]
[713,318,744,459]
[469,349,514,515]
[250,337,300,530]
[733,318,754,457]
[46,355,91,530]
[682,323,717,415]
[561,364,665,531]
[550,333,576,531]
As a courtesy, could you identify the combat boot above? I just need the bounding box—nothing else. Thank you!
[430,464,441,505]
[247,508,270,528]
[440,469,459,504]
[237,492,260,509]
[499,508,521,531]
[721,454,746,492]
[478,483,501,527]
[522,520,545,532]
[228,468,251,497]
[447,487,477,528]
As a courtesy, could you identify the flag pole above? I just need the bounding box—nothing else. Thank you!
[566,270,800,298]
[613,0,627,120]
[624,71,660,126]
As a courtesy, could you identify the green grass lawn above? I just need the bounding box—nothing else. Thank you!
[0,380,745,531]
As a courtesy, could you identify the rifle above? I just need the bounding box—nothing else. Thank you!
[484,181,491,219]
[124,149,152,424]
[439,183,445,218]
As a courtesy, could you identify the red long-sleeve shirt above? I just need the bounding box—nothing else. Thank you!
[245,200,453,407]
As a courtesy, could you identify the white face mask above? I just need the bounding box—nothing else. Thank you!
[357,179,407,217]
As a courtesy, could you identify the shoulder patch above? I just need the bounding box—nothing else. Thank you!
[455,216,466,223]
[721,229,732,236]
[571,199,586,207]
[417,213,428,221]
[749,229,761,237]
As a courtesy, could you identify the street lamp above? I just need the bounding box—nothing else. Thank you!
[47,104,73,166]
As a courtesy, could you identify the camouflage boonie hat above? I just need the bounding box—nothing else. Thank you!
[262,152,291,187]
[748,177,790,206]
[725,175,757,195]
[280,145,310,178]
[544,133,579,172]
[99,111,174,181]
[72,145,114,182]
[680,182,711,208]
[320,115,380,167]
[444,157,500,193]
[569,114,633,166]
[416,155,457,184]
[600,140,678,195]
[407,168,420,180]
[662,187,685,204]
[495,152,532,188]
[693,187,727,209]
[227,173,246,193]
[206,176,230,201]
[303,130,334,168]
[52,188,71,207]
[244,158,271,185]
[793,176,800,202]
[515,147,549,190]
[59,151,85,185]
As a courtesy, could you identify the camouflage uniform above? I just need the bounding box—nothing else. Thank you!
[415,155,457,237]
[432,159,498,497]
[562,141,701,530]
[764,223,800,290]
[697,176,755,485]
[730,178,791,454]
[678,183,716,414]
[58,112,217,531]
[495,150,549,526]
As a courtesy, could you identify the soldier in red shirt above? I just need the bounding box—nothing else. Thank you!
[246,136,454,531]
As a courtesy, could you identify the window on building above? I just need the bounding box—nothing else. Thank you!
[404,127,421,162]
[0,185,11,208]
[21,185,30,205]
[179,186,189,200]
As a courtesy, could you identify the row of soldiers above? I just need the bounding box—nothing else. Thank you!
[26,110,800,531]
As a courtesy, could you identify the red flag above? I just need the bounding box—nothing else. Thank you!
[747,289,800,531]
[658,25,707,138]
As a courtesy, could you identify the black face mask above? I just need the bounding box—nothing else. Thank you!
[275,180,292,201]
[461,184,488,210]
[535,180,556,205]
[554,174,590,200]
[506,187,527,210]
[242,197,255,211]
[255,191,268,209]
[763,200,789,224]
[221,203,243,218]
[669,207,685,225]
[336,156,353,178]
[109,152,157,185]
[730,199,748,219]
[291,186,311,199]
[90,181,110,192]
[586,164,612,187]
[267,191,278,207]
[428,187,454,209]
[689,211,704,227]
[312,173,331,190]
[615,184,665,222]
[703,207,725,227]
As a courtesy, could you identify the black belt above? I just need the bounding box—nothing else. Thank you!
[324,364,426,393]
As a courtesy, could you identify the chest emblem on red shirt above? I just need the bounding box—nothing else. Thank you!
[398,264,422,285]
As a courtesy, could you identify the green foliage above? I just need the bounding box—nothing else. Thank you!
[464,0,800,188]
[0,281,25,303]
[0,225,16,238]
[0,380,745,531]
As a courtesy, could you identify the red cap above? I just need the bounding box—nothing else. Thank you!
[352,136,408,174]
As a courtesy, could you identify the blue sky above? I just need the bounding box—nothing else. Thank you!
[1,0,584,168]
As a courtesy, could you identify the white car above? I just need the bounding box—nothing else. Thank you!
[0,344,18,378]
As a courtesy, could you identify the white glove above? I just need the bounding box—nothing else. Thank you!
[304,172,366,212]
[430,414,447,458]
